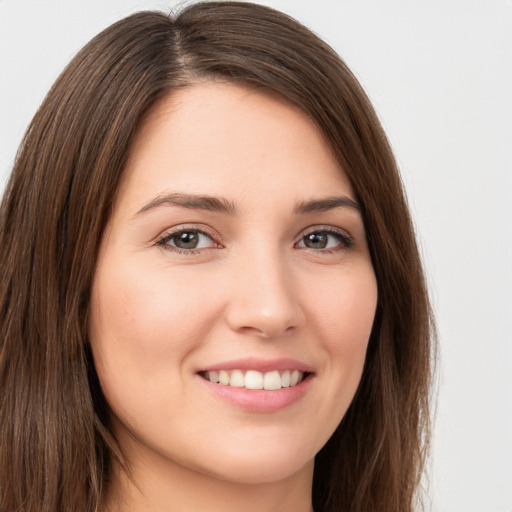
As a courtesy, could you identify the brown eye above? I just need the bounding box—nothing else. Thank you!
[297,229,353,251]
[158,229,217,252]
[303,232,329,249]
[173,231,200,249]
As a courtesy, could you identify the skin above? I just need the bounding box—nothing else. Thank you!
[89,81,378,512]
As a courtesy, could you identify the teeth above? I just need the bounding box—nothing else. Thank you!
[230,369,245,387]
[218,370,230,385]
[204,369,305,390]
[245,370,263,389]
[263,370,281,390]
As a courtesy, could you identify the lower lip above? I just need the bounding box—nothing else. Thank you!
[197,374,313,413]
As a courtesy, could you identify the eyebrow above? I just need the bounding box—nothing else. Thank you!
[293,196,361,214]
[135,192,360,217]
[136,193,238,216]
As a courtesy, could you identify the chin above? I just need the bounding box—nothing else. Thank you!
[187,434,318,485]
[205,454,314,485]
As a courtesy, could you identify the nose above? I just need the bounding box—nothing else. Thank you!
[225,247,303,339]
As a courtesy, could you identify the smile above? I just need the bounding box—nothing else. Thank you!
[197,358,315,412]
[201,369,306,390]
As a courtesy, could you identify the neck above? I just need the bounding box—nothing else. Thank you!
[102,452,315,512]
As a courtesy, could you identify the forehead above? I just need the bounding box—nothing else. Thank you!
[117,81,354,213]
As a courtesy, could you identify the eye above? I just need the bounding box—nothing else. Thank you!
[296,228,353,251]
[156,228,219,253]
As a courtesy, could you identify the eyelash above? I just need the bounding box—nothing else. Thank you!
[155,225,354,256]
[156,226,220,256]
[297,227,354,253]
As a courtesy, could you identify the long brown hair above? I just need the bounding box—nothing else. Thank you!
[0,3,435,511]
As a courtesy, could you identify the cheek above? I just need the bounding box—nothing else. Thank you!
[313,264,377,354]
[87,257,221,407]
[91,257,213,350]
[304,264,377,424]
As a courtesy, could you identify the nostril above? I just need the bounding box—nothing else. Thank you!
[237,324,296,339]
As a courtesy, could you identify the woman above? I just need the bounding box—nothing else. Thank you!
[0,2,434,511]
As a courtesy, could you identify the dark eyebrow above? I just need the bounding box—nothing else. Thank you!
[135,192,360,218]
[294,196,361,215]
[135,192,238,216]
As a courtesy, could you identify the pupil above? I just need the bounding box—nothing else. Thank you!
[305,232,327,249]
[175,232,199,249]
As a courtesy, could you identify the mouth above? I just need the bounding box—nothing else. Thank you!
[196,358,315,412]
[199,369,310,390]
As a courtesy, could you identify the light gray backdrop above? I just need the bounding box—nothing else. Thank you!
[1,1,511,511]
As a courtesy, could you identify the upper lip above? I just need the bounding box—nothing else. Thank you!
[198,357,315,374]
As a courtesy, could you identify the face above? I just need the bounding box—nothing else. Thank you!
[89,82,377,486]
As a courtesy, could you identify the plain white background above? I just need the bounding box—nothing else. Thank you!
[1,1,511,511]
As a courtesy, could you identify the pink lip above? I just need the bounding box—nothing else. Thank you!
[198,357,315,373]
[196,357,315,413]
[198,374,313,413]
